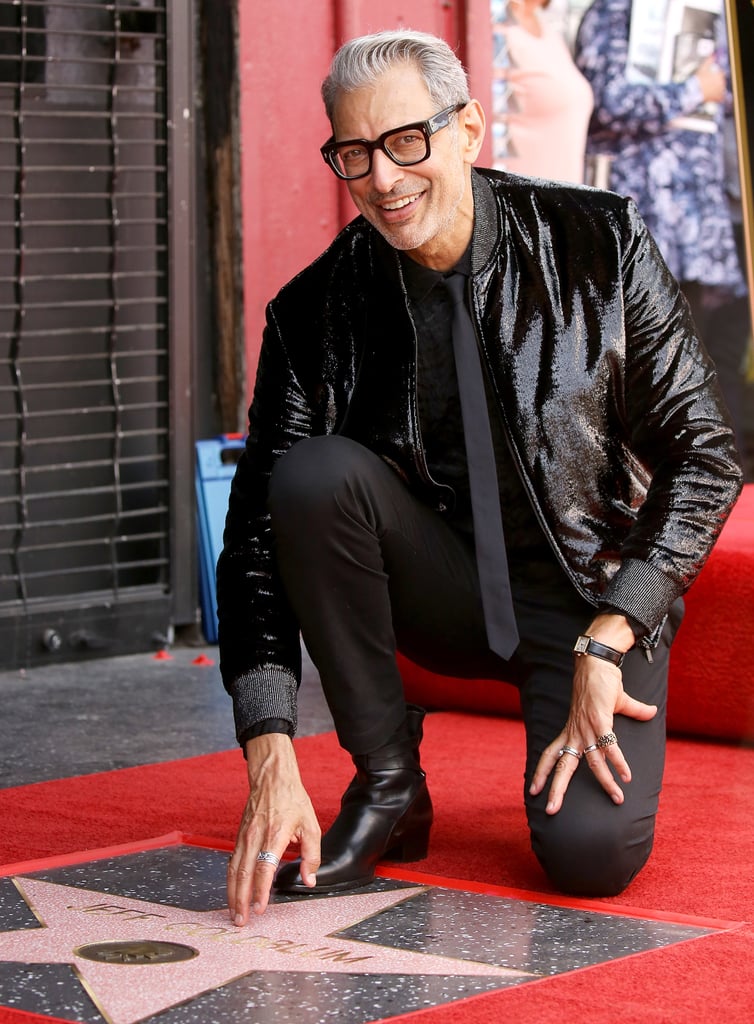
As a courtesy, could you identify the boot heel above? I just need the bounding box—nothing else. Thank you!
[384,824,431,862]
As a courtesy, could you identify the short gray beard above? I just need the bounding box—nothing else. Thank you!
[370,170,466,254]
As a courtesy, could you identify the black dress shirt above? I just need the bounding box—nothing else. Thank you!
[399,250,557,579]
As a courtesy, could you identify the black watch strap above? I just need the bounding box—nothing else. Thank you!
[573,634,626,668]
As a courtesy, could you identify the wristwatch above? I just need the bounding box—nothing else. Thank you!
[573,634,626,668]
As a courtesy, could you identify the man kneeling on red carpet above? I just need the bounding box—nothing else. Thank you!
[217,30,742,923]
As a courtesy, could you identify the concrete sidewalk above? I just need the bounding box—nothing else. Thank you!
[0,643,332,790]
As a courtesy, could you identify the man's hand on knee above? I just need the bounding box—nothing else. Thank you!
[529,643,657,813]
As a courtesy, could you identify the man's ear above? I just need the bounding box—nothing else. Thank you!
[459,99,486,164]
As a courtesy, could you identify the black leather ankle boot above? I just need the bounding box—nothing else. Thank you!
[274,705,433,893]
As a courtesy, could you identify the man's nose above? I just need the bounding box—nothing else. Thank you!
[369,148,404,193]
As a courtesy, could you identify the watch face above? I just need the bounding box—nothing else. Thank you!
[574,636,591,655]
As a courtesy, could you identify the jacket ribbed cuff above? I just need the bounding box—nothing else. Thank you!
[600,557,680,637]
[231,666,298,745]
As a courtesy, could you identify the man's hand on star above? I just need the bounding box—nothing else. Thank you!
[227,733,321,922]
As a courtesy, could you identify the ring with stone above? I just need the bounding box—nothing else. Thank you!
[256,850,281,868]
[559,745,582,760]
[597,731,617,749]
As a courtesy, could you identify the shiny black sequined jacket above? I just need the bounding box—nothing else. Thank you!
[217,169,742,742]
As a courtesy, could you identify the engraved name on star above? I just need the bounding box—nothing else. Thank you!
[2,877,531,1024]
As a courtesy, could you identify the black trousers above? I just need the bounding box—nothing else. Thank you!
[268,435,682,896]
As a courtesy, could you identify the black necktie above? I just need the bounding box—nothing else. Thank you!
[443,271,519,660]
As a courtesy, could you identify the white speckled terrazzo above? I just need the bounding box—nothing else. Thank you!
[0,842,720,1024]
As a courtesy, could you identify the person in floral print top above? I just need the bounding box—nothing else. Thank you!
[574,0,749,461]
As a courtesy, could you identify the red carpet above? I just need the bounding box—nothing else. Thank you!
[1,713,753,1023]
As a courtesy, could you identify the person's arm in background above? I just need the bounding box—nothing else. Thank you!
[573,0,724,141]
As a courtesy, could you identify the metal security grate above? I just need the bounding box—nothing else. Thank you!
[0,0,183,665]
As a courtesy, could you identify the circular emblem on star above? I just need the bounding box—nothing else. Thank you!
[74,940,199,965]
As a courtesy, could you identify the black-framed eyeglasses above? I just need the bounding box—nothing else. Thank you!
[320,102,467,181]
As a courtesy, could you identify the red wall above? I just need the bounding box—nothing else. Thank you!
[238,0,493,410]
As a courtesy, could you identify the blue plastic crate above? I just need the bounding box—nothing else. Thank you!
[195,435,246,643]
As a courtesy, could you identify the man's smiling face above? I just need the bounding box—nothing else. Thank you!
[330,62,483,271]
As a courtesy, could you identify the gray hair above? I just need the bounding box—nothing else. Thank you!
[321,29,471,124]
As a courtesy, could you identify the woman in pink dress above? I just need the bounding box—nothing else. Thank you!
[493,0,594,183]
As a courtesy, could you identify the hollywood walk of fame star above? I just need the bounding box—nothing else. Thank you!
[2,877,531,1024]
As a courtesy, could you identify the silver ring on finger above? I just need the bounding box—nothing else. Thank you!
[583,743,599,754]
[559,745,582,760]
[597,731,617,749]
[256,850,280,868]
